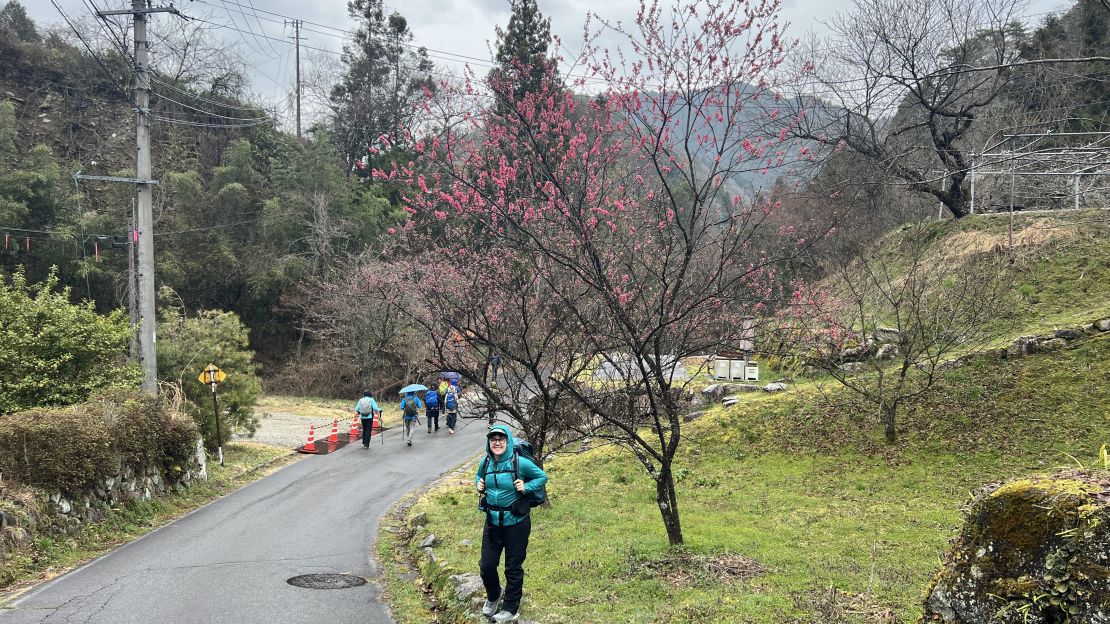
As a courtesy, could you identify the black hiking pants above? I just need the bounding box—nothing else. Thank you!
[426,408,440,431]
[359,416,374,446]
[479,516,531,614]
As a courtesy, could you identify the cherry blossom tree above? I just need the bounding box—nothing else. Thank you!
[379,0,813,546]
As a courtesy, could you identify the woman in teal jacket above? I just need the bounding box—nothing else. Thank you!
[475,424,547,623]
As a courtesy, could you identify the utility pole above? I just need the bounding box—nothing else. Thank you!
[133,0,156,393]
[288,19,302,138]
[128,214,138,361]
[90,1,181,394]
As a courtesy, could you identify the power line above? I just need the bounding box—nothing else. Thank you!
[150,76,264,111]
[49,0,131,97]
[150,89,268,121]
[150,113,271,127]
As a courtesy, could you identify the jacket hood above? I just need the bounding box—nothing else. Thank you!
[485,423,515,462]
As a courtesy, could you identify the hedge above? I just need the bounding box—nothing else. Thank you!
[0,390,199,495]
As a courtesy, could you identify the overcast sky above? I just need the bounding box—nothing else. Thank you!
[27,0,1076,126]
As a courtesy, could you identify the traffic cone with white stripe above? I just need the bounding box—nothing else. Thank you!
[329,419,339,444]
[349,416,360,442]
[303,424,317,453]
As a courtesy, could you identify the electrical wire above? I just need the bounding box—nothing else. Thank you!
[150,76,263,111]
[149,113,271,127]
[151,89,268,121]
[48,0,132,98]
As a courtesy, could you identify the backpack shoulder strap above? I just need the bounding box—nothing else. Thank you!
[479,456,489,478]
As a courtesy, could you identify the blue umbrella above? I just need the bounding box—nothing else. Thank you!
[399,383,429,395]
[439,371,461,383]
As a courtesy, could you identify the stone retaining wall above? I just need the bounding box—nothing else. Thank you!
[1,439,206,562]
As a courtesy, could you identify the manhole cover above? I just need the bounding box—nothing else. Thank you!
[287,573,367,589]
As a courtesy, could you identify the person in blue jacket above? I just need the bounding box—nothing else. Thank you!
[399,391,424,446]
[475,424,548,623]
[353,390,382,448]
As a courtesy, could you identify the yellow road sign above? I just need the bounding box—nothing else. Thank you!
[198,364,227,385]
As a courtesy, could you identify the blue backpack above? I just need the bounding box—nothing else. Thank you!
[445,388,458,410]
[424,389,439,408]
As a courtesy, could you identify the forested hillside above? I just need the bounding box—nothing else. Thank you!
[0,1,407,391]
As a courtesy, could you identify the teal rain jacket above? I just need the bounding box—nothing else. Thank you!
[476,424,548,526]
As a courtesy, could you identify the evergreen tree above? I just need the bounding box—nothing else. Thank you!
[330,0,433,178]
[490,0,555,112]
[1015,0,1110,132]
[0,1,39,44]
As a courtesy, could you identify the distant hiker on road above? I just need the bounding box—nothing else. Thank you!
[399,391,423,446]
[444,380,460,434]
[353,390,382,448]
[424,387,441,434]
[476,424,548,623]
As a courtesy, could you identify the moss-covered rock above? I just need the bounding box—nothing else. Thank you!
[923,471,1110,623]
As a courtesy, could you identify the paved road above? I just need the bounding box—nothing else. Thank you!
[2,416,494,624]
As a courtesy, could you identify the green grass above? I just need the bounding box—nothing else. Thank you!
[376,494,439,624]
[0,441,296,596]
[401,333,1110,623]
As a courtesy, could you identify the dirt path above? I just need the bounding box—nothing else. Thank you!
[237,411,330,447]
[238,396,404,448]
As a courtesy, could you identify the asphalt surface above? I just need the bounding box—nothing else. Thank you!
[1,415,494,624]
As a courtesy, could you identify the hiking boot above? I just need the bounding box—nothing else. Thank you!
[448,429,454,434]
[406,440,412,446]
[481,591,502,618]
[491,609,518,623]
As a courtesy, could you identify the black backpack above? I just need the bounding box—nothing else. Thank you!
[479,438,548,514]
[403,396,419,418]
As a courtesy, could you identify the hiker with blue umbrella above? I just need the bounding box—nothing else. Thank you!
[398,384,426,447]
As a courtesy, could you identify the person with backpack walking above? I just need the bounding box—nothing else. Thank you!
[475,424,548,623]
[399,391,424,446]
[353,390,382,448]
[444,380,460,434]
[424,387,441,433]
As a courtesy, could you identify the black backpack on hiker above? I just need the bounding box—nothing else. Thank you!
[403,396,419,418]
[478,438,547,516]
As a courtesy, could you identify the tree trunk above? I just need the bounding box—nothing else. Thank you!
[881,401,898,443]
[655,464,684,546]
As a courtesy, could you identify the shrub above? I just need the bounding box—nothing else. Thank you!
[0,406,114,494]
[156,306,262,449]
[0,267,141,413]
[0,390,198,496]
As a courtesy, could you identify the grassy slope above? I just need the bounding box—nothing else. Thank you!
[392,213,1110,624]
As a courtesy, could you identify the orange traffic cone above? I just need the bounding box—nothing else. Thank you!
[349,416,360,441]
[329,419,339,444]
[372,412,382,435]
[303,424,317,453]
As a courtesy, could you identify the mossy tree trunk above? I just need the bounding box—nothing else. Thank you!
[655,462,684,546]
[880,400,898,443]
